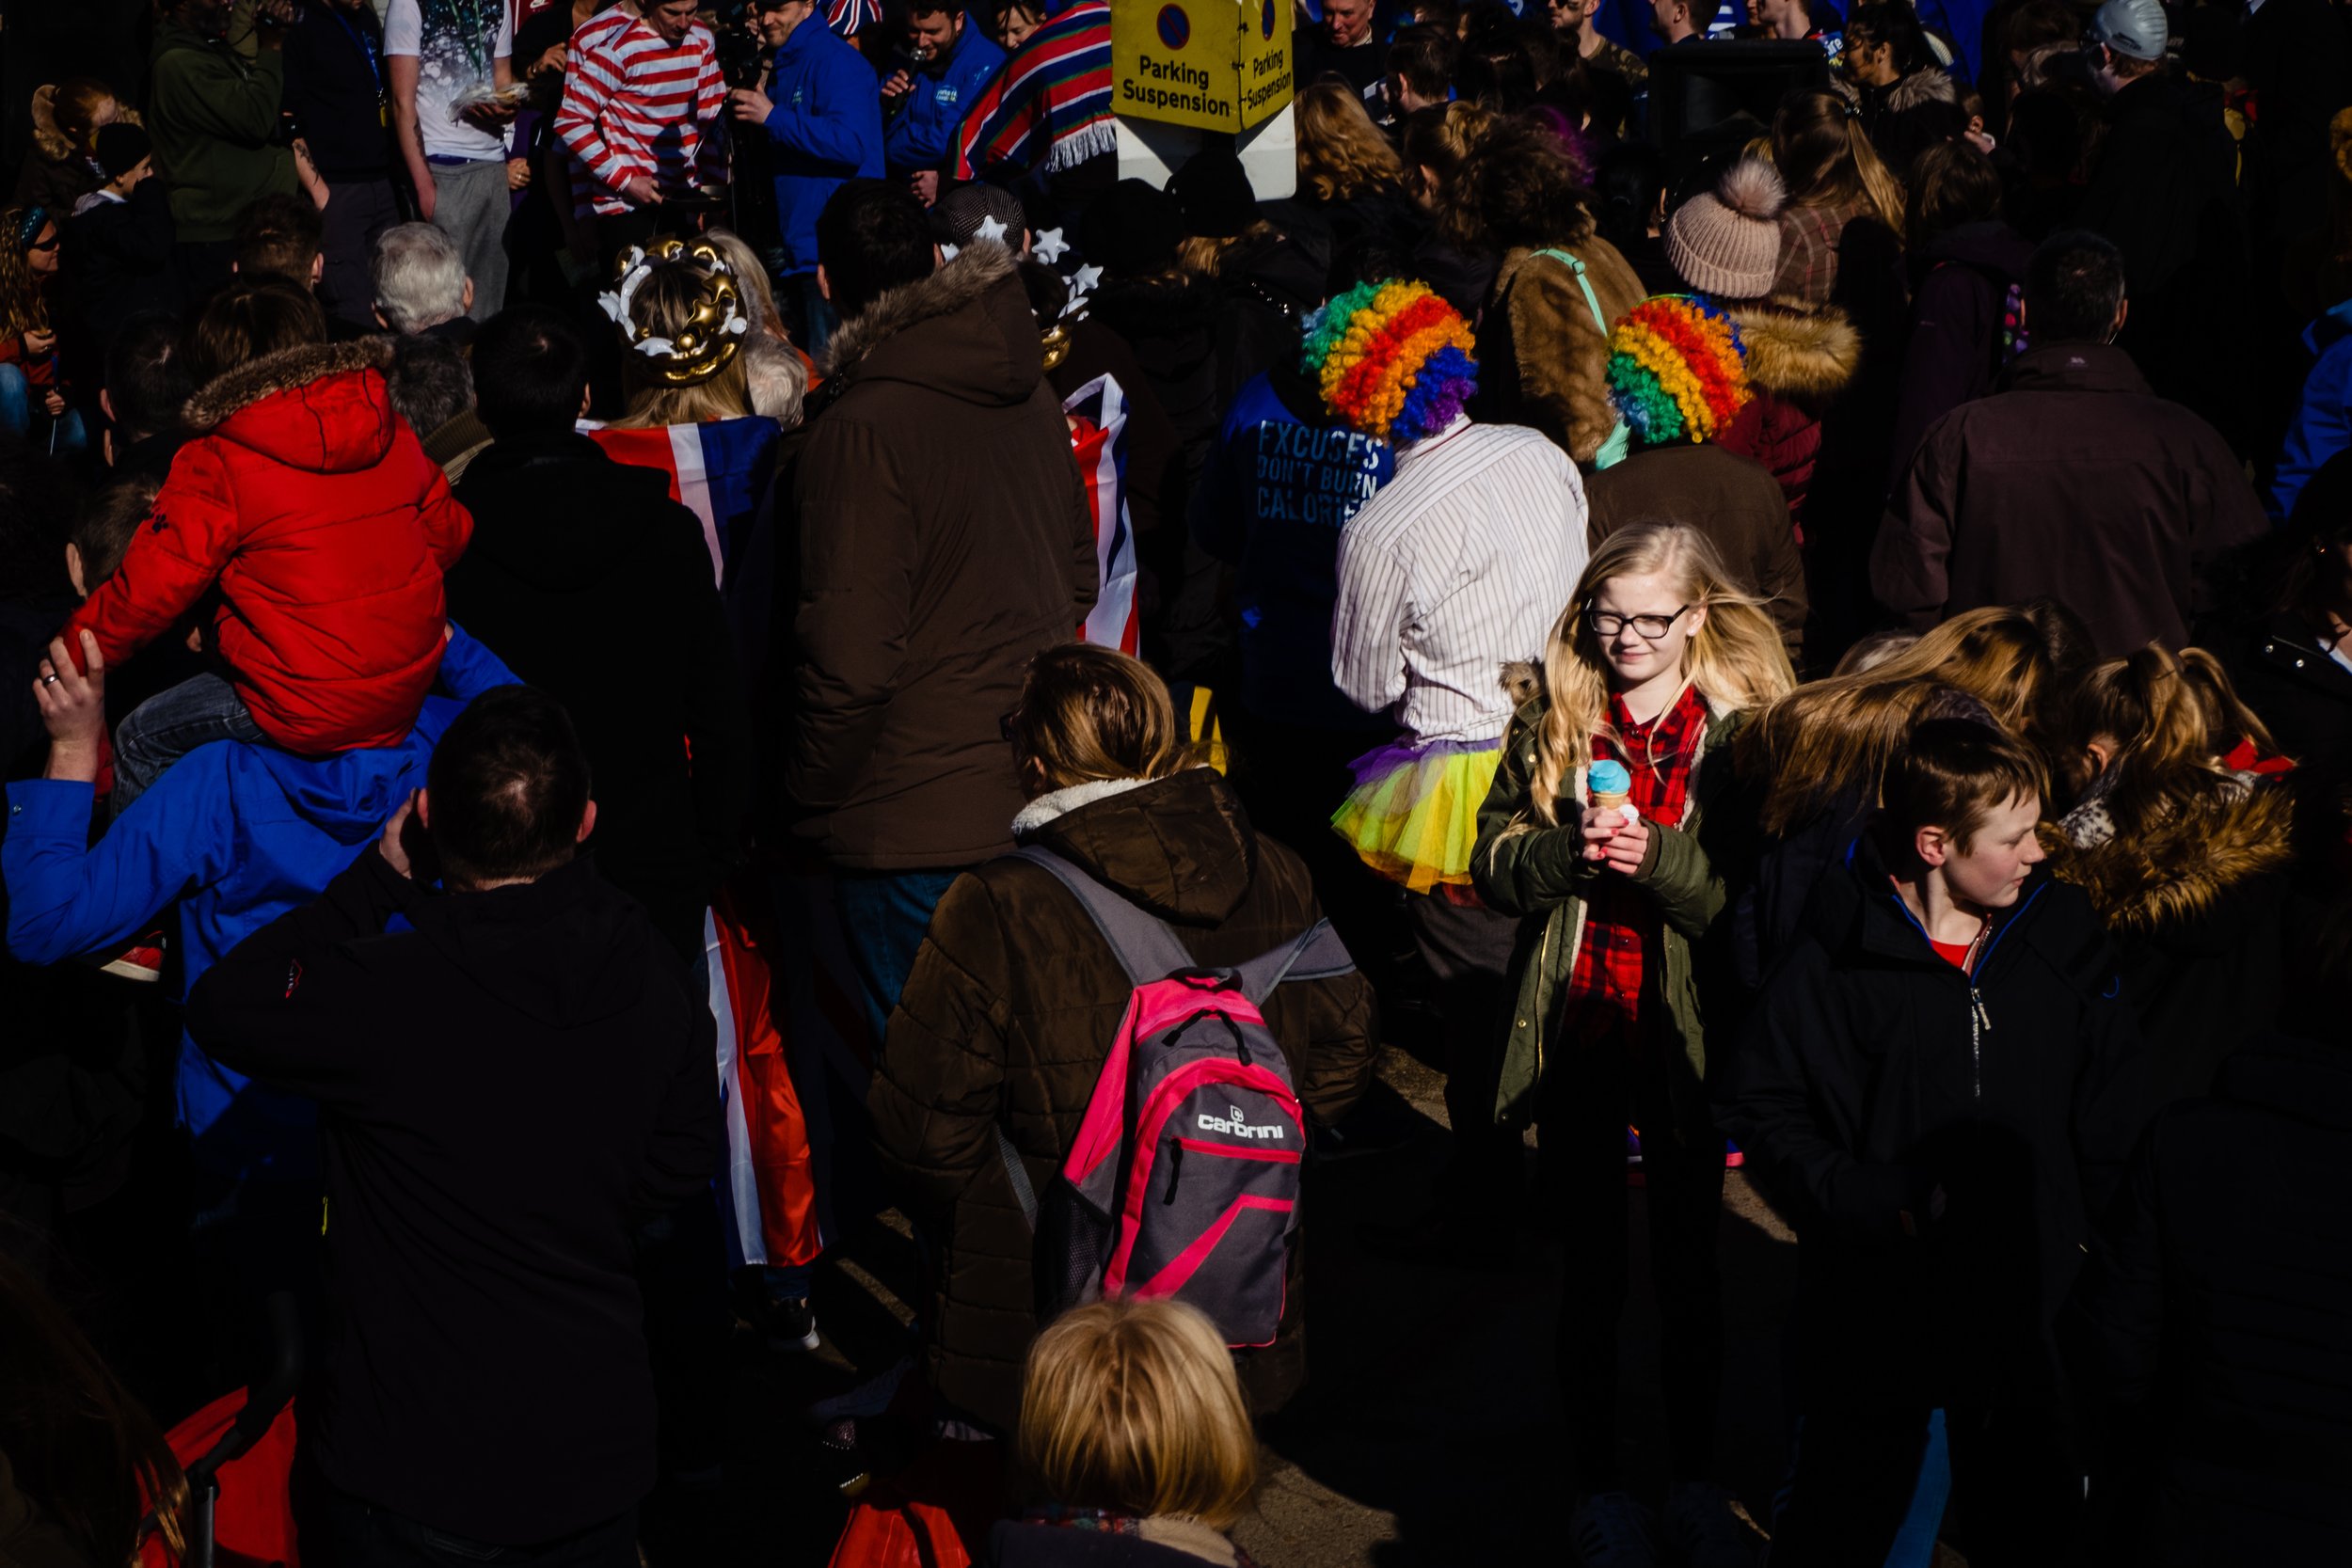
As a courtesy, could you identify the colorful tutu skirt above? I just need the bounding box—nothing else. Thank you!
[1330,736,1504,894]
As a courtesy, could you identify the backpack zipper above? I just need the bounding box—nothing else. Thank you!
[1164,1137,1184,1204]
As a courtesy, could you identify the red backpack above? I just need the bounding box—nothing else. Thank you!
[999,847,1356,1348]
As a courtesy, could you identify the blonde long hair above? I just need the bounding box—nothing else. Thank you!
[607,247,755,429]
[1017,1297,1256,1529]
[1518,524,1796,827]
[1297,82,1406,202]
[1742,607,2057,834]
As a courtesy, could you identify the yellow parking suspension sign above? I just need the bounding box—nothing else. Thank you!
[1111,0,1294,135]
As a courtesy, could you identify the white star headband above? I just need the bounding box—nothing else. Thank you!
[597,238,752,387]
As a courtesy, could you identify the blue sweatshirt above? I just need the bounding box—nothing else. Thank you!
[2273,298,2352,522]
[1193,372,1397,730]
[761,21,885,276]
[3,629,516,1183]
[883,24,1005,177]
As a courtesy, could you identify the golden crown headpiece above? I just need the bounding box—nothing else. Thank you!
[597,237,750,387]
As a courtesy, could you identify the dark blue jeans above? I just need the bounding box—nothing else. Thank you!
[832,868,963,1050]
[322,1488,638,1567]
[782,272,839,358]
[112,672,266,817]
[0,361,88,451]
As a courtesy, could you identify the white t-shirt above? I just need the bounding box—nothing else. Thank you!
[384,0,514,162]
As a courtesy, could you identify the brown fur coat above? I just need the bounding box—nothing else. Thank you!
[1478,239,1646,465]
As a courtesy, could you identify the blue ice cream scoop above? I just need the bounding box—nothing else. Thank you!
[1587,760,1632,801]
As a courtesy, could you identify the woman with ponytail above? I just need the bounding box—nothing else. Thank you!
[2046,645,2297,1101]
[1770,87,1907,308]
[1471,522,1793,1562]
[1768,89,1913,654]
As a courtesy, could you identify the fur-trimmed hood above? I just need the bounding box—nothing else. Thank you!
[1832,67,1959,118]
[1726,301,1862,402]
[185,338,400,475]
[1885,67,1961,114]
[2047,773,2296,936]
[816,243,1041,410]
[27,84,142,165]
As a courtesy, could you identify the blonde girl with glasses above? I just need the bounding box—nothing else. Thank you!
[1470,520,1792,1562]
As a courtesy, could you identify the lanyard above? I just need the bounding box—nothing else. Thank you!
[327,4,385,94]
[446,0,495,79]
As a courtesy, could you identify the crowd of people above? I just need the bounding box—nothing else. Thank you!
[4,0,2352,1564]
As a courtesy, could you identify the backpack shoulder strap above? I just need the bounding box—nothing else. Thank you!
[1007,845,1195,986]
[1532,247,1613,337]
[1234,919,1358,1006]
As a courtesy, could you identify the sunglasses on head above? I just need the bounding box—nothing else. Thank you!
[14,205,53,250]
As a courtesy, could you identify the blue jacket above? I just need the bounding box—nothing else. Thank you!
[1192,370,1396,731]
[883,25,1004,178]
[3,630,516,1183]
[761,21,884,276]
[2272,299,2352,522]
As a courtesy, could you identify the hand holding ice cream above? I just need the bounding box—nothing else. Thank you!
[1581,759,1649,871]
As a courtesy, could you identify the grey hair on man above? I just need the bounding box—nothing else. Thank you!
[371,223,474,335]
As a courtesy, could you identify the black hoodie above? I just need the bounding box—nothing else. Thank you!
[2069,1033,2352,1561]
[1719,838,2153,1408]
[188,849,723,1544]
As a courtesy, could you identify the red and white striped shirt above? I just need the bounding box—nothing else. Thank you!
[554,13,725,216]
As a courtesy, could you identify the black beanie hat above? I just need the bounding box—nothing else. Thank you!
[1168,145,1256,240]
[95,123,151,182]
[1079,179,1184,281]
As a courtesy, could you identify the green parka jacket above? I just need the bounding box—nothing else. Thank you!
[1470,691,1760,1134]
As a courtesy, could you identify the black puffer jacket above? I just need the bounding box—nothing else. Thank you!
[2069,1034,2352,1564]
[871,768,1377,1432]
[1719,839,2153,1408]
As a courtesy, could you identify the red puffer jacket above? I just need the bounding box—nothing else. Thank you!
[67,340,471,754]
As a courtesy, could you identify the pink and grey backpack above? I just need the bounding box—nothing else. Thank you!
[999,847,1357,1349]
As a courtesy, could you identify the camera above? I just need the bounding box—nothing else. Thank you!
[713,0,768,90]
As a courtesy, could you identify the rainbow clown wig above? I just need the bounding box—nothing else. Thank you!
[1605,295,1751,448]
[1301,278,1479,445]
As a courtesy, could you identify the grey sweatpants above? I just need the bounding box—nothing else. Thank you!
[428,155,509,320]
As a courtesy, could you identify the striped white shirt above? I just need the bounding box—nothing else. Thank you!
[1329,419,1590,746]
[554,14,726,215]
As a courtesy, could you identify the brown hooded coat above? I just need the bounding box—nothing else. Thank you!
[784,244,1100,872]
[871,768,1378,1432]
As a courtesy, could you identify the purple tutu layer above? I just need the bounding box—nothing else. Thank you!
[1345,733,1503,789]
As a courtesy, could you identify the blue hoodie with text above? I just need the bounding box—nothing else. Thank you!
[1193,368,1396,730]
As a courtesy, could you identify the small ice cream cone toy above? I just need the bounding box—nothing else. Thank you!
[1588,759,1633,827]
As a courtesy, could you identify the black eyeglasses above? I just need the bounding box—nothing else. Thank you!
[1586,604,1694,641]
[24,232,57,252]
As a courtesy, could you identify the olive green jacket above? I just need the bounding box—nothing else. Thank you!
[1470,695,1756,1132]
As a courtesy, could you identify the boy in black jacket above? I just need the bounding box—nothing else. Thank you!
[188,687,723,1566]
[64,126,175,363]
[1720,719,2153,1566]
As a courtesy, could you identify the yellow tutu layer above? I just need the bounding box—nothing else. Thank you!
[1329,745,1503,894]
